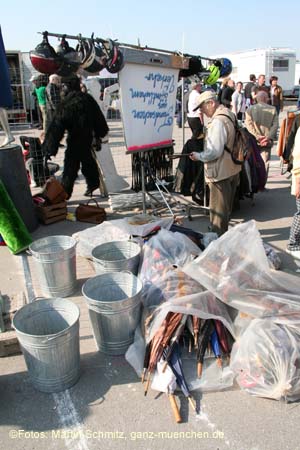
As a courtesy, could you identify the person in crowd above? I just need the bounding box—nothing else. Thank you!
[286,127,300,259]
[189,90,241,236]
[244,74,256,108]
[187,82,203,138]
[245,91,278,179]
[45,74,61,131]
[220,78,235,109]
[217,77,228,103]
[269,75,283,115]
[231,81,246,120]
[251,74,270,104]
[0,108,14,148]
[176,85,189,128]
[34,75,47,130]
[42,75,109,199]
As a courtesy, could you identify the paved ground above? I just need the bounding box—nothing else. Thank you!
[1,108,300,450]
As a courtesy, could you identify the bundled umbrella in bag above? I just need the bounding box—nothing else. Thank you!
[143,312,185,395]
[162,315,187,372]
[197,319,214,377]
[166,343,197,412]
[151,358,182,423]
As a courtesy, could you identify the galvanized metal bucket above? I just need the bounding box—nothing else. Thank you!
[92,240,141,275]
[82,272,142,355]
[29,236,77,297]
[12,298,80,393]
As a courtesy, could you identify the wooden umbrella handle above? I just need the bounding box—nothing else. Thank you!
[168,394,182,423]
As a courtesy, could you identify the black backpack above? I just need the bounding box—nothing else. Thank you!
[218,114,254,165]
[217,114,267,194]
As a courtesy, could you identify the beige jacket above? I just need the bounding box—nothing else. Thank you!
[245,103,278,143]
[205,105,241,182]
[291,127,300,196]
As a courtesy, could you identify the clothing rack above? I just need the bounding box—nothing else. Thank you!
[38,31,215,68]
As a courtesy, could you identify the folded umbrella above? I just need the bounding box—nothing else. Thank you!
[214,319,231,355]
[197,319,214,378]
[167,343,196,412]
[151,359,182,423]
[210,327,222,369]
[162,315,187,372]
[144,312,184,396]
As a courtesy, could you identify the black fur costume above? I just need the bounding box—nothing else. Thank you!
[42,76,109,198]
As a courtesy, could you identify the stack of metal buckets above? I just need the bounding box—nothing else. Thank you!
[13,235,142,393]
[83,240,142,355]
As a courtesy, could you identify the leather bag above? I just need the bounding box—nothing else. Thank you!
[75,199,106,224]
[42,177,68,204]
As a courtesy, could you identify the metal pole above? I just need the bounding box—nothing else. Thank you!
[182,80,185,147]
[38,30,215,63]
[140,153,147,214]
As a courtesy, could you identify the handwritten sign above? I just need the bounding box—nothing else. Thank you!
[118,63,179,153]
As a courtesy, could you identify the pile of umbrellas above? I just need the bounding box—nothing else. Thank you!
[141,311,233,423]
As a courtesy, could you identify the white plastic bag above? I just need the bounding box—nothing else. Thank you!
[230,319,300,401]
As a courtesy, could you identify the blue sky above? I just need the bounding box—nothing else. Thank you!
[1,0,300,59]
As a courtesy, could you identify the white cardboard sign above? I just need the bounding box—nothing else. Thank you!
[118,63,179,153]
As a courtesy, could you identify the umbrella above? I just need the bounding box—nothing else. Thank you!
[214,319,231,355]
[192,316,201,348]
[210,328,223,369]
[197,319,214,378]
[141,340,152,383]
[162,315,187,372]
[151,359,182,423]
[167,342,196,412]
[185,315,201,351]
[144,312,184,396]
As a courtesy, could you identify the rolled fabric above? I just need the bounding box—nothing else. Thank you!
[0,179,32,254]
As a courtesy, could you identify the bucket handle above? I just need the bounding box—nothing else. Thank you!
[41,330,70,343]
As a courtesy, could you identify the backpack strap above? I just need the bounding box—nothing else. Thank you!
[215,113,237,154]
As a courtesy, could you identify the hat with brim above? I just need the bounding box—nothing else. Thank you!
[193,90,217,111]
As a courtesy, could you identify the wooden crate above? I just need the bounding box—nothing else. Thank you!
[0,293,24,356]
[0,329,21,357]
[1,292,26,330]
[36,201,67,224]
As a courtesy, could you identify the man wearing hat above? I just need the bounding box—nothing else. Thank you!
[187,82,203,138]
[190,90,241,235]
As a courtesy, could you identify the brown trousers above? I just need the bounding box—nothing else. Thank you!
[209,173,240,236]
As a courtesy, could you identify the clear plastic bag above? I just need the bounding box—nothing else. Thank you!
[182,220,300,327]
[139,228,201,308]
[230,319,300,401]
[73,217,173,258]
[126,228,237,393]
[263,242,281,270]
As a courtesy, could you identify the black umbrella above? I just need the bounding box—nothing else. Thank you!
[197,319,214,377]
[167,343,196,412]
